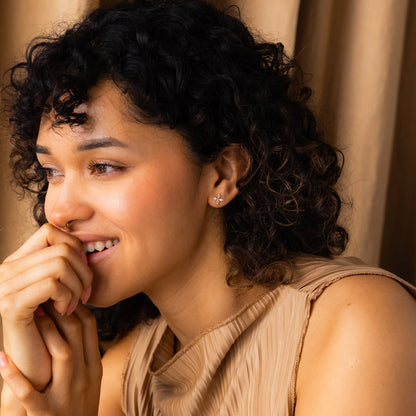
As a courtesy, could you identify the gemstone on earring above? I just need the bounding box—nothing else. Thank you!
[213,193,224,205]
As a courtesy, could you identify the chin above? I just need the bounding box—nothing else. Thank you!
[86,287,123,308]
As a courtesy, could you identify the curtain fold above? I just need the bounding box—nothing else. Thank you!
[295,0,410,269]
[0,1,98,262]
[0,0,97,375]
[380,0,416,282]
[208,0,416,283]
[0,0,415,398]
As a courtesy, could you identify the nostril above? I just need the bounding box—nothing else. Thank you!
[64,220,74,231]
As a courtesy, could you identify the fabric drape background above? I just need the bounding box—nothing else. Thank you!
[0,0,415,373]
[0,0,99,262]
[209,0,416,283]
[0,0,99,391]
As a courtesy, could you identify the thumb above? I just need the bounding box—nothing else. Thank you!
[0,352,46,415]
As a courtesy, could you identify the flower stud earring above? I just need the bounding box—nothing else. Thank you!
[213,193,224,206]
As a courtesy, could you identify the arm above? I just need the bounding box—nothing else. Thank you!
[295,275,416,415]
[99,328,138,416]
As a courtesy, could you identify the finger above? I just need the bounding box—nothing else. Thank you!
[0,243,92,297]
[0,352,47,415]
[0,256,81,312]
[73,305,102,376]
[0,251,93,317]
[41,304,85,376]
[34,313,75,396]
[4,223,85,263]
[1,277,73,319]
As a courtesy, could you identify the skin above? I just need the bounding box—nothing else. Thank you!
[295,275,416,415]
[0,81,264,414]
[1,82,416,414]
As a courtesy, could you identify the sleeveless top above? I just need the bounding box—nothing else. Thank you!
[121,256,416,415]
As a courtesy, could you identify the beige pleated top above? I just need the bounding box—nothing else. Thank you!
[122,256,416,415]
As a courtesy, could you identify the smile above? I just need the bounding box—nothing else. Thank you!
[83,239,119,255]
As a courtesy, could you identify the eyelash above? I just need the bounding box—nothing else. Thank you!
[42,167,60,180]
[87,161,123,175]
[41,161,124,181]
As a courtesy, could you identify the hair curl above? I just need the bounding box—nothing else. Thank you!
[3,0,348,341]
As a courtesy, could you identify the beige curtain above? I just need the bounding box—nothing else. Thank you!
[0,1,415,274]
[0,0,415,399]
[0,0,98,391]
[0,0,99,261]
[210,0,416,283]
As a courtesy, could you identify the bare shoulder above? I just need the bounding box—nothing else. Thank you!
[296,274,416,416]
[98,327,139,416]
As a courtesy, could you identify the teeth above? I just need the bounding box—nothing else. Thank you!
[83,239,119,254]
[95,241,105,252]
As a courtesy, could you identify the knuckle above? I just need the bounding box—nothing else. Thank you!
[52,256,70,273]
[65,316,82,335]
[44,276,59,291]
[55,242,73,258]
[42,318,57,332]
[55,254,69,268]
[11,380,33,402]
[41,222,55,235]
[54,343,73,363]
[84,310,97,327]
[0,297,14,318]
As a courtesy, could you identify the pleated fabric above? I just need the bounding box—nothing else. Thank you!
[122,256,416,415]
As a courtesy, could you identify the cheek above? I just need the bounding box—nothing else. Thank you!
[109,165,203,231]
[92,178,175,232]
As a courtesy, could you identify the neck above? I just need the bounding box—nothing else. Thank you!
[144,209,272,348]
[147,246,269,347]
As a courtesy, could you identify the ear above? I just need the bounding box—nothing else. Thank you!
[208,145,250,208]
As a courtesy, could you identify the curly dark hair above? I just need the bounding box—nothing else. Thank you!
[3,0,348,342]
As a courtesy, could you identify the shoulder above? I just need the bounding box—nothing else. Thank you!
[98,327,139,416]
[296,274,416,415]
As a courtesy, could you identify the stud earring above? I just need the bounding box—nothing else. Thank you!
[213,193,224,206]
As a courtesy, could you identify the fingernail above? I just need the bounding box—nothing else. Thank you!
[0,352,9,368]
[81,286,92,304]
[34,306,46,317]
[67,299,78,316]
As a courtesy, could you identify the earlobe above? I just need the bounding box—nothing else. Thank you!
[208,145,250,208]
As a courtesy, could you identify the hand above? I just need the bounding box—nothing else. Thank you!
[0,224,92,399]
[0,304,102,416]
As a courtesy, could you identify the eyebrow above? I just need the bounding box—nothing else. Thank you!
[36,137,128,154]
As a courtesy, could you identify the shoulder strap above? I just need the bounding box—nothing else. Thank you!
[289,256,416,301]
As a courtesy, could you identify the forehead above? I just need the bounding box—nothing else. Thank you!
[37,81,135,141]
[78,81,133,119]
[35,82,190,158]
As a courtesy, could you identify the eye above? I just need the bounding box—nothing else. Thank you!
[87,161,122,175]
[41,167,62,181]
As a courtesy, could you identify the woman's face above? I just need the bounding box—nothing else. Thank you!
[36,82,218,307]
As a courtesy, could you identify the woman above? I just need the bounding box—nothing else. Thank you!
[0,0,415,414]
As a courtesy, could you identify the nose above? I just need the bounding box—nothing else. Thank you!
[45,176,94,230]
